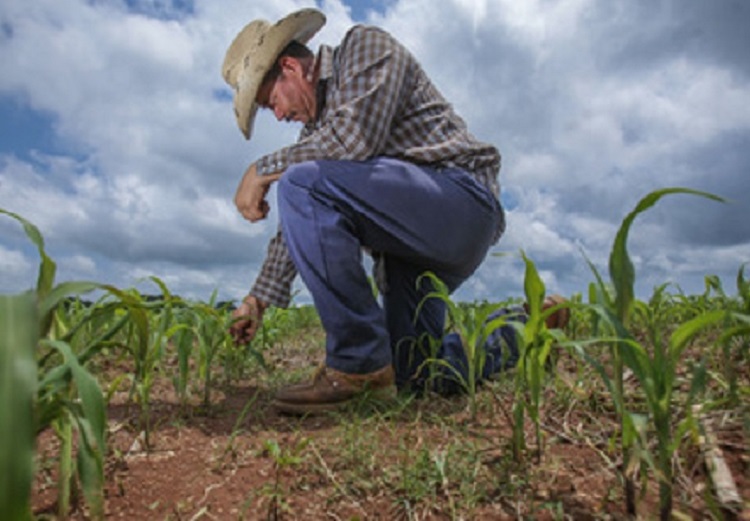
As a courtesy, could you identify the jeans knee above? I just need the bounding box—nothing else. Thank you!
[277,161,319,197]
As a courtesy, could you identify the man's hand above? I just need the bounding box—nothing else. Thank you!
[234,163,282,222]
[230,295,268,345]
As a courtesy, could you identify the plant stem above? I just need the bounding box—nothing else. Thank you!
[57,417,73,519]
[656,413,673,520]
[612,341,636,516]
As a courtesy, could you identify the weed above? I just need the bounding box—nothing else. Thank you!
[258,437,310,520]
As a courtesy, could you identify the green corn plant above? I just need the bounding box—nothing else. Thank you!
[414,331,445,395]
[727,264,749,404]
[193,291,233,409]
[137,278,181,445]
[43,291,131,372]
[738,263,750,313]
[575,187,725,519]
[1,209,110,519]
[718,310,750,367]
[714,264,750,407]
[171,305,196,410]
[0,293,38,521]
[562,291,586,340]
[254,305,284,350]
[585,279,617,338]
[37,295,123,519]
[414,272,513,419]
[579,301,728,520]
[40,338,108,519]
[222,302,269,385]
[104,286,154,447]
[109,277,184,448]
[507,251,568,463]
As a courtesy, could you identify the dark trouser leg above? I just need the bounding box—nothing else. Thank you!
[276,157,505,383]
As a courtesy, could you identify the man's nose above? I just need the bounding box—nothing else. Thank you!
[274,106,284,121]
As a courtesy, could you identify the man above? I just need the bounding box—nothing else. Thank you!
[223,8,565,414]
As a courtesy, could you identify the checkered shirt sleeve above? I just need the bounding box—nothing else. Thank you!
[250,227,297,308]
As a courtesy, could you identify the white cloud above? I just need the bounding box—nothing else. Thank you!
[0,0,748,305]
[58,253,97,279]
[0,243,34,291]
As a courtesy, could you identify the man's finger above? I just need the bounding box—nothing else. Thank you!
[241,209,260,222]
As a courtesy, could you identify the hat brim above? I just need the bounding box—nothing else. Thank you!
[225,9,326,140]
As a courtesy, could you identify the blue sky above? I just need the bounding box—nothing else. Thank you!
[1,0,749,305]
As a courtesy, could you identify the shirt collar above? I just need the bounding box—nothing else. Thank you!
[316,44,335,82]
[305,44,334,129]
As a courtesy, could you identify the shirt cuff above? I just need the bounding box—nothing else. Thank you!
[249,281,292,309]
[257,153,285,176]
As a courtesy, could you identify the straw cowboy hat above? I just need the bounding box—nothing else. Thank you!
[222,8,326,139]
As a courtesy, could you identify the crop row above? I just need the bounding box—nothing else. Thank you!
[1,188,748,519]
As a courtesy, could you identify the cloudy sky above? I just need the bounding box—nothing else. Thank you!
[1,0,749,306]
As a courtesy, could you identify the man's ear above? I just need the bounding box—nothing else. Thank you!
[278,56,300,74]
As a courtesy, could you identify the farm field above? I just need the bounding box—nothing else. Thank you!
[2,188,749,520]
[24,300,749,520]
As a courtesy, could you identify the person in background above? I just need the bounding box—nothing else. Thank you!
[222,8,567,414]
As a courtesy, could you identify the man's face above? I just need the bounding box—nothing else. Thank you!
[256,57,316,125]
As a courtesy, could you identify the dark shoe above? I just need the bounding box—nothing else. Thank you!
[273,364,396,415]
[524,294,570,329]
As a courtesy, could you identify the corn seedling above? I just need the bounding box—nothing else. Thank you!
[505,251,569,463]
[574,187,725,519]
[719,264,750,406]
[222,306,267,385]
[41,337,108,518]
[170,305,196,410]
[106,279,180,449]
[0,293,38,521]
[193,291,233,409]
[415,272,514,419]
[1,209,109,519]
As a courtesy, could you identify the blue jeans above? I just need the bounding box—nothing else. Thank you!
[276,157,519,393]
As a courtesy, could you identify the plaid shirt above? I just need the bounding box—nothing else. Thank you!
[250,25,501,308]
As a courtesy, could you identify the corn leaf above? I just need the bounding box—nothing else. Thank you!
[0,293,38,521]
[737,263,750,311]
[0,209,56,299]
[521,251,545,325]
[669,310,726,359]
[78,312,130,365]
[609,188,724,324]
[42,339,106,519]
[718,322,750,344]
[102,286,150,367]
[38,281,102,337]
[73,415,105,520]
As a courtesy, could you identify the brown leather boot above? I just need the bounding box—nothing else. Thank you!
[273,364,396,415]
[524,294,570,329]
